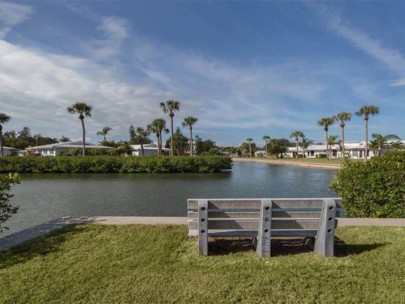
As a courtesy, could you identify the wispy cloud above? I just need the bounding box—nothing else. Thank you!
[307,3,405,86]
[0,1,33,38]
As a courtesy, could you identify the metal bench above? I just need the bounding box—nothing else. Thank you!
[187,198,342,257]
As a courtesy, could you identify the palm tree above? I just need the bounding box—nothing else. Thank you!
[67,102,92,156]
[160,100,180,156]
[356,105,379,161]
[335,112,351,158]
[390,140,405,150]
[263,135,271,156]
[327,135,339,159]
[136,127,150,156]
[97,126,112,141]
[246,138,254,157]
[182,116,198,156]
[0,113,11,157]
[290,130,304,160]
[148,119,168,156]
[317,117,335,161]
[301,137,313,158]
[34,134,42,146]
[370,133,400,156]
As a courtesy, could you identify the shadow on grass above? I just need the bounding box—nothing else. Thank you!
[0,224,87,269]
[207,237,387,257]
[334,237,387,257]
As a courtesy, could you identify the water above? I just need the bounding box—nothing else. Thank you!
[3,162,337,236]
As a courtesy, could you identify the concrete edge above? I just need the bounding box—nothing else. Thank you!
[1,216,404,251]
[232,158,340,170]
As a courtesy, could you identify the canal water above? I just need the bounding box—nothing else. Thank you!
[4,161,337,236]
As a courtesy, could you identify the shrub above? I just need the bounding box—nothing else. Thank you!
[330,152,405,218]
[0,173,20,233]
[0,156,232,174]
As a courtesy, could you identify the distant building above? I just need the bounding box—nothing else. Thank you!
[26,141,112,156]
[0,146,21,156]
[131,144,172,156]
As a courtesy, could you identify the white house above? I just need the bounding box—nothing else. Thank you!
[26,141,113,156]
[0,146,20,156]
[131,144,172,156]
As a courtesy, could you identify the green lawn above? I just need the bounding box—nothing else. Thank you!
[1,225,404,303]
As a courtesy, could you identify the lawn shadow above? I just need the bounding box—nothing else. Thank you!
[0,224,88,269]
[207,236,387,257]
[334,237,388,257]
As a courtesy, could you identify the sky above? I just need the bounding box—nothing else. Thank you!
[1,0,405,147]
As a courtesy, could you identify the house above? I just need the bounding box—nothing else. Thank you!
[26,141,113,156]
[0,146,21,156]
[131,144,172,156]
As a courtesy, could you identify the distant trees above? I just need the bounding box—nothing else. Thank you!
[195,136,217,155]
[165,127,189,156]
[67,102,93,156]
[268,138,289,159]
[136,127,150,156]
[263,135,271,156]
[160,100,180,156]
[4,127,57,150]
[370,133,400,156]
[246,138,254,157]
[356,105,379,161]
[0,113,11,156]
[148,119,168,156]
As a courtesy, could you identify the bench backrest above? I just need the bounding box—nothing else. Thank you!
[188,198,341,236]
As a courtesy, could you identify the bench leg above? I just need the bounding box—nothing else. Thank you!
[198,199,208,256]
[314,199,336,256]
[256,199,272,257]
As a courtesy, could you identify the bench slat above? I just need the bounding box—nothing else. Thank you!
[187,198,342,210]
[188,219,319,230]
[188,211,323,219]
[188,229,318,237]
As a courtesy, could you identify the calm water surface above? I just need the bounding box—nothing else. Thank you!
[4,162,337,236]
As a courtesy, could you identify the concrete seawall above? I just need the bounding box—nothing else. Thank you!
[1,216,404,252]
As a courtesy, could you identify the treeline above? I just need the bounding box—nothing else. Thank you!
[3,127,59,150]
[0,156,232,173]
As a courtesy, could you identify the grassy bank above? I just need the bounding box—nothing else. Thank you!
[0,225,404,303]
[0,156,232,173]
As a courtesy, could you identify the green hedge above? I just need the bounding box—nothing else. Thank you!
[0,156,232,174]
[330,151,405,218]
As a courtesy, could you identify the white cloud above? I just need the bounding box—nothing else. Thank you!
[0,2,33,38]
[307,3,405,86]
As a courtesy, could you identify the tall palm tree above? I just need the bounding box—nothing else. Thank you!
[136,127,150,156]
[0,113,11,157]
[356,105,379,161]
[390,141,405,150]
[317,117,335,161]
[182,116,198,156]
[97,126,112,141]
[148,118,168,156]
[246,138,254,157]
[263,135,271,156]
[290,130,304,160]
[370,133,400,156]
[335,112,351,158]
[160,100,180,156]
[67,102,92,156]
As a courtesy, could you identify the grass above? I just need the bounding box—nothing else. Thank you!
[0,225,404,303]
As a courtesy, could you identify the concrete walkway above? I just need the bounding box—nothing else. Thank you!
[1,216,404,251]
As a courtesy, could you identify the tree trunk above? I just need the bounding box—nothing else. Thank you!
[295,139,299,160]
[325,130,329,161]
[156,132,160,156]
[365,118,368,161]
[0,125,3,157]
[341,125,345,159]
[189,127,193,156]
[81,118,86,156]
[265,140,268,156]
[170,113,174,156]
[140,138,144,156]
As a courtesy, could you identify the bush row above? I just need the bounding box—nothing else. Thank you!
[0,156,232,174]
[330,151,405,218]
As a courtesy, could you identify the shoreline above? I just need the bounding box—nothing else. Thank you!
[232,157,341,170]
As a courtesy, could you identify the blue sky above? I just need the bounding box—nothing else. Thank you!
[1,1,405,146]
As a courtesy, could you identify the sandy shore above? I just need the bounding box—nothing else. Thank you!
[232,157,340,170]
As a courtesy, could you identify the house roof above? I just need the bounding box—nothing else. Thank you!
[28,141,112,150]
[131,144,172,151]
[2,146,20,151]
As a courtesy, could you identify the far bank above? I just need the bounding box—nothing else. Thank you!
[232,157,340,170]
